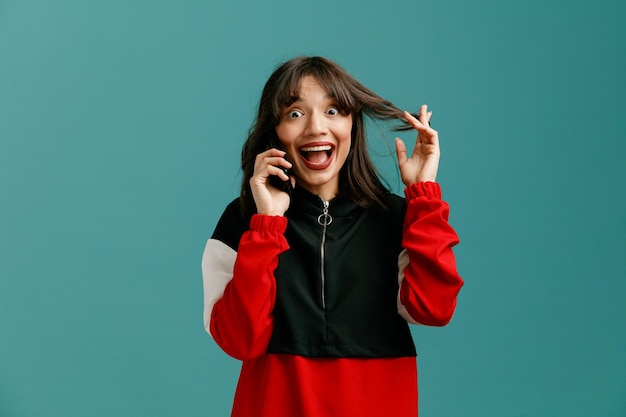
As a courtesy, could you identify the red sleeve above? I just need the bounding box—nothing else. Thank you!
[209,214,289,360]
[398,182,463,326]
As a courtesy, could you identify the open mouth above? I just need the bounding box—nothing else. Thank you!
[299,144,334,170]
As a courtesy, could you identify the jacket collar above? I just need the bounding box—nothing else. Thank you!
[288,185,360,219]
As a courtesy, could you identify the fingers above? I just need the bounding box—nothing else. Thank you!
[395,138,408,165]
[253,149,292,183]
[267,164,290,181]
[264,147,289,160]
[255,149,292,172]
[404,105,439,147]
[403,106,432,131]
[419,104,432,126]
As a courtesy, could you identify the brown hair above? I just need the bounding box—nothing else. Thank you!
[240,56,413,217]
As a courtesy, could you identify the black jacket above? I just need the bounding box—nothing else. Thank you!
[212,186,416,358]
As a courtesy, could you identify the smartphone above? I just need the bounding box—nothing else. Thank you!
[267,133,293,196]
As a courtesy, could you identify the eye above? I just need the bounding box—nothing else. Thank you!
[326,107,339,116]
[287,110,303,119]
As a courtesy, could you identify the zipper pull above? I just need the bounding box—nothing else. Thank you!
[317,200,333,226]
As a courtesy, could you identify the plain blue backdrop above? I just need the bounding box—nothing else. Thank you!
[1,0,625,416]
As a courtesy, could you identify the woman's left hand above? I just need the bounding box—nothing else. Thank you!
[395,104,440,185]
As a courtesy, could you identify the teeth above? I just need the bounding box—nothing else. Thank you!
[301,145,332,152]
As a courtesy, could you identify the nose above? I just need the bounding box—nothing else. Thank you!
[304,111,327,137]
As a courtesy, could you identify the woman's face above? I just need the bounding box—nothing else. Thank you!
[275,75,353,201]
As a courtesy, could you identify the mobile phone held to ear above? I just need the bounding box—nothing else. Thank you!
[267,133,294,196]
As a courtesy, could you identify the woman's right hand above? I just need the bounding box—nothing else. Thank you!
[249,148,294,216]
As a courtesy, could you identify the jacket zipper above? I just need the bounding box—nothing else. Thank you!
[317,200,332,310]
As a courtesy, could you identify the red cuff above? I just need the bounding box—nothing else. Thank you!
[404,182,442,201]
[250,214,288,233]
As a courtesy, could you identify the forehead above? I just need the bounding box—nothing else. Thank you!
[274,70,355,115]
[290,76,332,99]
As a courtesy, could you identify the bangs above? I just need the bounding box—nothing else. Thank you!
[271,59,359,123]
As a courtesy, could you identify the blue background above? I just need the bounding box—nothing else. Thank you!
[1,0,625,416]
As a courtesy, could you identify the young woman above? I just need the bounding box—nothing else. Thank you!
[202,56,463,417]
